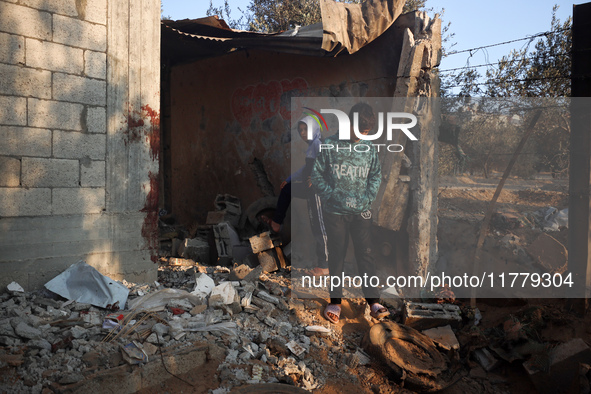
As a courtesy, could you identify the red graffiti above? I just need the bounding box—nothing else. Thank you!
[231,86,255,129]
[231,78,309,128]
[279,78,309,120]
[141,172,159,264]
[252,80,282,121]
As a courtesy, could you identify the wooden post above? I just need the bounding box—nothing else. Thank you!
[567,2,591,312]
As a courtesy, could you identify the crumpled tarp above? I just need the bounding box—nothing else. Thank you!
[44,261,129,309]
[320,0,405,55]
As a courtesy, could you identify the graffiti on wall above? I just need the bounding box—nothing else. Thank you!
[231,78,309,128]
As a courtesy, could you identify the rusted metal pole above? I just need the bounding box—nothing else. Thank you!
[470,110,542,307]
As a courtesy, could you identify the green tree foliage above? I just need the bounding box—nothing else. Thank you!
[442,6,571,98]
[207,0,429,33]
[438,6,571,178]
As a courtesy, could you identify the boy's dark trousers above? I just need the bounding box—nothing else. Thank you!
[323,210,380,305]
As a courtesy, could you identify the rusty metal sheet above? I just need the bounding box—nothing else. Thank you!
[320,0,405,55]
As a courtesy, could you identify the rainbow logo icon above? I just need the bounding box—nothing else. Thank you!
[303,107,329,132]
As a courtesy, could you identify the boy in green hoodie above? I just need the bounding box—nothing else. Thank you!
[311,102,389,323]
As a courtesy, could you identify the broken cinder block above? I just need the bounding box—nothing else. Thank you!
[249,232,274,254]
[403,302,462,330]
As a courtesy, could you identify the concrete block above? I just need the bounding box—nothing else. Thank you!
[524,338,591,394]
[26,39,84,74]
[250,231,274,253]
[84,50,106,79]
[52,188,105,214]
[0,96,27,126]
[19,0,78,17]
[0,188,51,216]
[0,2,52,40]
[22,158,79,187]
[81,0,107,25]
[213,222,240,258]
[0,157,20,187]
[86,106,106,133]
[53,15,107,52]
[28,99,83,131]
[0,32,24,65]
[53,73,106,106]
[229,264,253,281]
[258,250,279,273]
[0,63,51,99]
[80,160,105,187]
[53,131,106,160]
[178,238,210,264]
[403,302,462,330]
[0,126,51,157]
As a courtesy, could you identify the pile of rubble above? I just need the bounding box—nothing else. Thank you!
[3,260,591,393]
[2,193,590,393]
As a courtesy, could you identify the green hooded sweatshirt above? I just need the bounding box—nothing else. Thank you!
[311,134,381,215]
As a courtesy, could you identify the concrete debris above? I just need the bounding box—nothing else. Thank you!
[210,282,239,305]
[0,259,582,394]
[403,301,462,330]
[286,340,306,357]
[178,238,210,264]
[249,231,275,254]
[7,282,25,293]
[422,325,460,350]
[258,250,280,273]
[229,264,253,281]
[213,222,241,258]
[305,325,331,336]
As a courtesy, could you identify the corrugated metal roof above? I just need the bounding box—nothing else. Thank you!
[161,19,324,64]
[161,0,404,64]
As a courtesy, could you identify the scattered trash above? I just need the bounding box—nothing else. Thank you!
[286,340,306,357]
[102,313,124,330]
[191,273,216,299]
[44,261,129,309]
[121,341,149,365]
[7,282,24,293]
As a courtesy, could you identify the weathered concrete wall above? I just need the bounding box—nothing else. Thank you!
[0,0,160,290]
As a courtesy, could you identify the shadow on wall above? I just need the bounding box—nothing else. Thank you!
[0,0,160,290]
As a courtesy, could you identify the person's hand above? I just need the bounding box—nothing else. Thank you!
[280,181,287,190]
[307,176,312,188]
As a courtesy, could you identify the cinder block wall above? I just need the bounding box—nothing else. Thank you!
[0,0,160,290]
